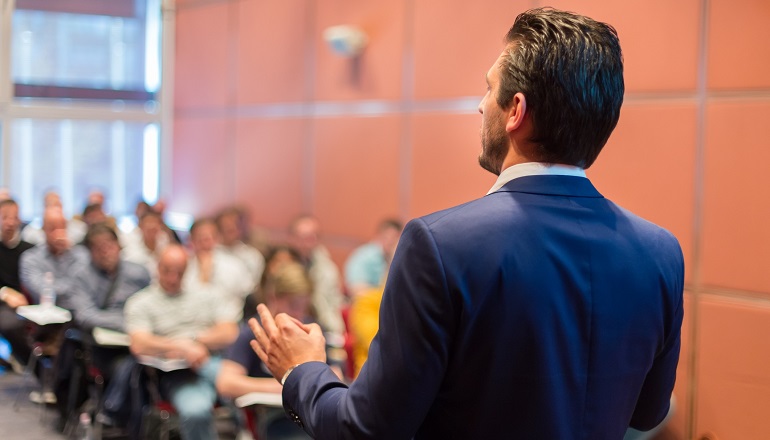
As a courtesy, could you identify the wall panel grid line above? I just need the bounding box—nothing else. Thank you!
[687,0,711,438]
[175,90,770,121]
[301,0,317,213]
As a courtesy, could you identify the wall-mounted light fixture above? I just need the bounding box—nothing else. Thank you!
[323,25,368,58]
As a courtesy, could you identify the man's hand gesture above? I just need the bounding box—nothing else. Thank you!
[249,304,327,382]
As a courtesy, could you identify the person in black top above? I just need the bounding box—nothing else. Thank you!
[0,199,35,366]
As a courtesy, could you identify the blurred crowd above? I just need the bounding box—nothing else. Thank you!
[0,188,402,440]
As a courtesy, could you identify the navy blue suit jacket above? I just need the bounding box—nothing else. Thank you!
[283,175,684,439]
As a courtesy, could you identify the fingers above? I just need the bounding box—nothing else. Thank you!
[166,349,184,359]
[256,304,279,337]
[248,317,269,351]
[286,315,307,329]
[306,322,325,338]
[248,317,271,365]
[250,305,328,381]
[249,339,269,364]
[276,313,313,335]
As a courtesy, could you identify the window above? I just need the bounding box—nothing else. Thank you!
[0,0,169,224]
[9,119,158,220]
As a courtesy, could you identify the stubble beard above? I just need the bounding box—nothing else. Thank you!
[478,122,508,176]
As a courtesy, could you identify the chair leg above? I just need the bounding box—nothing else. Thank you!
[242,406,260,440]
[91,375,104,440]
[12,344,42,411]
[160,408,170,440]
[62,360,88,437]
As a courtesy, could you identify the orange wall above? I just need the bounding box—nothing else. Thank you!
[171,1,770,438]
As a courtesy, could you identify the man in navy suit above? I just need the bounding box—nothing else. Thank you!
[250,8,684,439]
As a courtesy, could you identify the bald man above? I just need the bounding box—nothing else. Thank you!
[124,245,239,440]
[19,207,88,304]
[21,191,87,246]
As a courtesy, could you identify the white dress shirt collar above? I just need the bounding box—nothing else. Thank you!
[486,162,587,195]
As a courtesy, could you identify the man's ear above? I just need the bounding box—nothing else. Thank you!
[505,92,527,133]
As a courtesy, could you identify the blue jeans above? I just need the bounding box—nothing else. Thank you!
[159,357,221,440]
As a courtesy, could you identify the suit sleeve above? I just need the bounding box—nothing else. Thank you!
[629,238,685,430]
[282,218,457,439]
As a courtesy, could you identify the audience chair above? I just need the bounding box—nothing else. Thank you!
[58,328,116,439]
[129,364,180,440]
[12,322,67,420]
[340,306,356,379]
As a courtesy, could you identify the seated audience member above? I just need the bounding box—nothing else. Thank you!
[54,223,151,426]
[151,199,183,244]
[20,207,88,304]
[0,199,35,367]
[183,218,253,317]
[86,189,107,208]
[122,210,170,280]
[134,200,152,222]
[344,218,402,298]
[21,191,87,246]
[81,203,107,226]
[76,203,117,236]
[216,207,265,291]
[247,245,303,311]
[216,262,312,398]
[262,246,302,282]
[122,200,156,245]
[124,245,239,440]
[64,223,151,332]
[218,262,339,440]
[19,206,88,404]
[288,215,345,337]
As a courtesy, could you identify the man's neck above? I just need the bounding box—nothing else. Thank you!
[499,151,532,174]
[222,240,240,249]
[162,287,182,297]
[143,235,157,250]
[94,262,119,278]
[196,249,214,259]
[48,246,65,257]
[1,231,20,248]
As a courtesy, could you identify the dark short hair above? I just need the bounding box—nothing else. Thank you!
[189,217,216,235]
[139,210,163,223]
[215,207,241,227]
[498,8,624,168]
[378,218,403,233]
[135,200,151,211]
[0,199,18,210]
[82,203,103,217]
[84,222,119,250]
[264,244,302,266]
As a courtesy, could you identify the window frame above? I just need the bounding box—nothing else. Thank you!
[0,0,175,220]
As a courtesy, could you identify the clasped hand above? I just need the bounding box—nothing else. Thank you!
[249,304,327,383]
[167,339,209,369]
